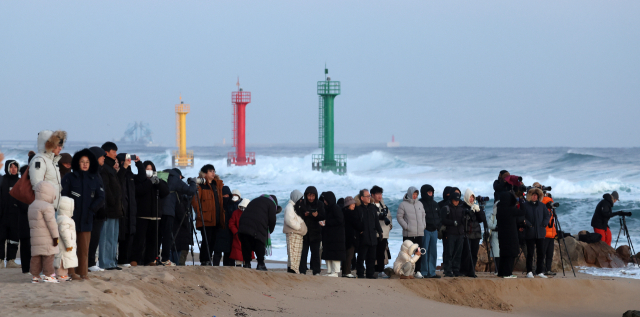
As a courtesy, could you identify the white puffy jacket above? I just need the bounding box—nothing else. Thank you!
[55,197,78,269]
[29,130,67,210]
[283,199,307,236]
[393,240,421,276]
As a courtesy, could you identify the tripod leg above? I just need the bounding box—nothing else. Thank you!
[188,207,200,266]
[465,237,476,277]
[195,190,213,266]
[614,217,624,249]
[556,237,566,276]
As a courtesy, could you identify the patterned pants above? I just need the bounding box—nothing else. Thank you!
[286,233,304,273]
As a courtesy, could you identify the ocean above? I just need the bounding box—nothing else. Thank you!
[3,144,640,278]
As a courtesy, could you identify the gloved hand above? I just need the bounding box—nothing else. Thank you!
[53,238,58,247]
[384,218,391,226]
[471,204,480,213]
[150,176,159,184]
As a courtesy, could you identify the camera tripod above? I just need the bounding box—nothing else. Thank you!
[614,215,637,266]
[170,194,203,266]
[552,208,576,277]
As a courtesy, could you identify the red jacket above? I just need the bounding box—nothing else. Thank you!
[228,209,254,261]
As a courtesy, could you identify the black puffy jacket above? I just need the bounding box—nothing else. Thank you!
[297,186,325,242]
[0,160,26,223]
[441,200,469,236]
[238,195,278,244]
[355,202,382,246]
[100,156,125,219]
[419,184,441,232]
[320,191,345,261]
[134,162,170,219]
[493,179,512,202]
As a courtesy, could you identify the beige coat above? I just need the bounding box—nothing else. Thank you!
[28,181,60,256]
[283,199,308,236]
[393,240,421,276]
[54,197,78,269]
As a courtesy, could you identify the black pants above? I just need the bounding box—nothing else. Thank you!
[0,222,19,260]
[357,244,377,279]
[117,234,135,265]
[498,256,515,277]
[239,233,265,267]
[212,252,233,266]
[542,238,555,272]
[404,237,422,273]
[460,238,480,276]
[20,237,31,273]
[88,219,104,267]
[526,238,545,274]
[375,238,389,272]
[443,234,463,276]
[159,215,174,262]
[132,218,160,265]
[341,246,356,276]
[198,226,218,264]
[300,235,321,274]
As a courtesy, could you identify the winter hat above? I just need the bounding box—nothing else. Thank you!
[27,151,36,163]
[269,195,283,214]
[370,185,383,195]
[612,191,620,201]
[290,189,303,203]
[89,146,106,159]
[231,189,242,201]
[172,168,183,178]
[450,192,461,201]
[59,153,72,165]
[238,198,250,209]
[344,196,356,207]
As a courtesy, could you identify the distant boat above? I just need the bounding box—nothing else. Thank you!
[387,135,400,147]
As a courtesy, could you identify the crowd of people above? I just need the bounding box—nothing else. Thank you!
[0,131,632,283]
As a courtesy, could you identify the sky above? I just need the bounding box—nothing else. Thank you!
[1,1,639,147]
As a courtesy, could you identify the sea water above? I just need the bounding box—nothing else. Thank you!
[3,144,639,278]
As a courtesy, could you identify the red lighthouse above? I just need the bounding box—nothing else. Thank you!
[227,79,256,166]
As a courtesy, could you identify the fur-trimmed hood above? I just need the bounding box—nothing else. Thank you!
[526,187,544,202]
[37,130,67,154]
[71,148,99,174]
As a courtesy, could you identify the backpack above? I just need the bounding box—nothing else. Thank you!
[579,232,602,244]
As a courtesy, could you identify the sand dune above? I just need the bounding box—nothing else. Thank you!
[0,265,636,317]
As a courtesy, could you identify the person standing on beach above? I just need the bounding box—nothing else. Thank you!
[238,195,280,270]
[298,186,325,275]
[115,153,144,267]
[522,187,550,278]
[493,170,511,202]
[211,186,237,267]
[496,191,525,278]
[419,184,441,279]
[283,190,306,274]
[58,153,73,178]
[28,181,60,283]
[29,130,67,211]
[591,191,630,246]
[60,149,105,280]
[0,160,27,269]
[229,198,253,265]
[191,164,224,266]
[441,191,466,277]
[355,189,383,279]
[98,142,125,270]
[341,196,358,278]
[320,191,345,277]
[459,188,486,278]
[370,185,392,278]
[396,186,426,279]
[87,147,106,272]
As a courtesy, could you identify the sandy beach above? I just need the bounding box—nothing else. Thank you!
[0,263,637,317]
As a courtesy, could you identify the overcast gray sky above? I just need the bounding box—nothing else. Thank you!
[1,1,639,147]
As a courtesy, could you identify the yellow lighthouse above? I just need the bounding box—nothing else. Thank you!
[173,95,194,168]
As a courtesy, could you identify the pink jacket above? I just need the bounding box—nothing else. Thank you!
[29,181,59,256]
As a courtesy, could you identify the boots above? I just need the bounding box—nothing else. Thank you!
[243,261,251,269]
[6,259,21,268]
[256,262,268,271]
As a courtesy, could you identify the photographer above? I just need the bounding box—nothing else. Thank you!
[493,170,512,202]
[541,195,557,276]
[460,189,486,278]
[115,153,145,267]
[396,186,426,279]
[297,186,325,275]
[591,191,630,246]
[496,191,525,278]
[522,188,550,278]
[191,164,224,266]
[441,192,466,277]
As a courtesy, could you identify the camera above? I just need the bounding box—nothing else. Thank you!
[546,201,560,209]
[125,154,137,161]
[541,186,552,191]
[476,196,490,202]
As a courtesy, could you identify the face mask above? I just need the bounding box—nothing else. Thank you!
[232,195,240,202]
[146,170,154,178]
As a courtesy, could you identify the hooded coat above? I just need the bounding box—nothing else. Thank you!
[542,196,557,239]
[283,190,307,236]
[238,195,278,245]
[493,178,512,202]
[437,186,452,209]
[397,186,426,237]
[163,169,197,218]
[522,188,550,240]
[28,182,60,256]
[1,160,27,224]
[29,130,67,210]
[393,240,421,276]
[134,161,170,219]
[54,197,78,269]
[463,188,486,240]
[591,194,618,230]
[441,197,468,236]
[213,186,237,253]
[419,185,441,232]
[115,154,145,239]
[297,186,325,243]
[320,191,345,261]
[496,191,526,258]
[342,202,359,249]
[60,149,106,232]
